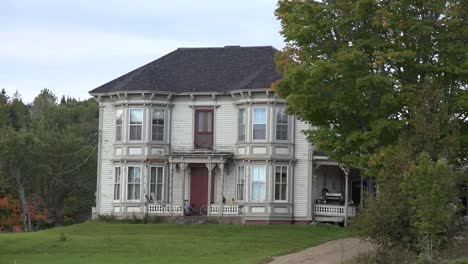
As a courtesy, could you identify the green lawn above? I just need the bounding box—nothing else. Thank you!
[0,222,351,264]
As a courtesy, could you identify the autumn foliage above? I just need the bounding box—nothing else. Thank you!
[0,196,49,232]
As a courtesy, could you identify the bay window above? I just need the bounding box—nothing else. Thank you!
[274,165,288,201]
[275,108,288,141]
[236,166,245,201]
[152,109,165,141]
[252,107,267,140]
[129,109,143,141]
[150,166,164,202]
[127,166,141,200]
[115,109,123,142]
[251,165,266,202]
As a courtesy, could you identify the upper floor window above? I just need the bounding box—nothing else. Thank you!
[113,167,121,201]
[127,166,141,200]
[129,109,143,141]
[238,109,246,141]
[236,166,245,201]
[251,165,266,202]
[252,107,267,140]
[115,109,123,142]
[194,109,213,149]
[150,166,164,202]
[274,165,288,201]
[275,108,288,141]
[152,109,165,141]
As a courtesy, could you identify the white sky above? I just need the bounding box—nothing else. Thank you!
[0,0,285,103]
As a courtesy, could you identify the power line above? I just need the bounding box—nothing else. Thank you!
[49,145,97,176]
[48,131,99,143]
[47,136,98,157]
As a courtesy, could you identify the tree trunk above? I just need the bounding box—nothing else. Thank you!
[11,166,32,232]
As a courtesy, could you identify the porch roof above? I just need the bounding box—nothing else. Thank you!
[166,151,233,164]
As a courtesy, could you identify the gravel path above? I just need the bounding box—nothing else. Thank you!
[269,238,373,264]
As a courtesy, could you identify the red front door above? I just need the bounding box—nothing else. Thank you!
[190,166,215,210]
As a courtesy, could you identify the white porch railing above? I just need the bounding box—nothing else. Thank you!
[210,205,239,215]
[314,204,356,217]
[147,204,183,215]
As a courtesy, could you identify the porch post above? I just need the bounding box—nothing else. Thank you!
[180,162,187,212]
[219,163,225,217]
[206,162,214,216]
[344,169,350,227]
[169,161,174,216]
[360,173,364,208]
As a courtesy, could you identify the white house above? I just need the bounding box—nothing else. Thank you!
[89,46,372,224]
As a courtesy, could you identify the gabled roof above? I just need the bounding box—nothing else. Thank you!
[89,46,282,94]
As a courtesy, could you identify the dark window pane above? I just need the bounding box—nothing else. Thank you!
[238,109,245,141]
[253,124,266,140]
[275,184,280,200]
[238,124,245,141]
[152,110,164,125]
[116,126,122,141]
[152,125,164,141]
[156,184,162,201]
[281,184,287,200]
[157,168,163,183]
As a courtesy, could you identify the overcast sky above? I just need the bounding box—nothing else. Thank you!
[0,0,285,103]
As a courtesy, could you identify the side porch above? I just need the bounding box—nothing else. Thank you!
[312,154,375,225]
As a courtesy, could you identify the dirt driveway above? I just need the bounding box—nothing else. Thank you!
[269,238,373,264]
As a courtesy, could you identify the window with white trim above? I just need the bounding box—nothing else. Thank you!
[150,166,164,202]
[129,109,143,141]
[115,109,123,142]
[274,165,288,201]
[127,166,141,200]
[252,107,267,140]
[114,167,121,200]
[238,108,246,141]
[152,109,165,141]
[275,108,288,141]
[236,166,245,201]
[251,165,266,202]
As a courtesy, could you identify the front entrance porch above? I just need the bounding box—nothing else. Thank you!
[145,151,241,217]
[146,203,240,216]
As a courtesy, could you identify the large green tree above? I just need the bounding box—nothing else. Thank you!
[275,0,467,260]
[275,0,467,167]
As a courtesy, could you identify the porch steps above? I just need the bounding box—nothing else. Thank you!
[169,216,243,225]
[175,216,208,225]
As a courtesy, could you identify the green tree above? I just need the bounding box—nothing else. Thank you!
[31,88,57,120]
[275,0,467,259]
[402,153,461,260]
[0,89,98,229]
[0,128,45,231]
[31,96,98,224]
[275,0,467,167]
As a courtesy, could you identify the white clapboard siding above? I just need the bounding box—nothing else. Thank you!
[293,119,311,218]
[215,97,237,152]
[222,166,236,201]
[171,169,183,205]
[99,102,116,214]
[171,97,193,151]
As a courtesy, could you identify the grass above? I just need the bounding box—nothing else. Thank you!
[0,222,351,264]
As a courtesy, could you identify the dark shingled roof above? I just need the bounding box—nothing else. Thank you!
[89,46,282,94]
